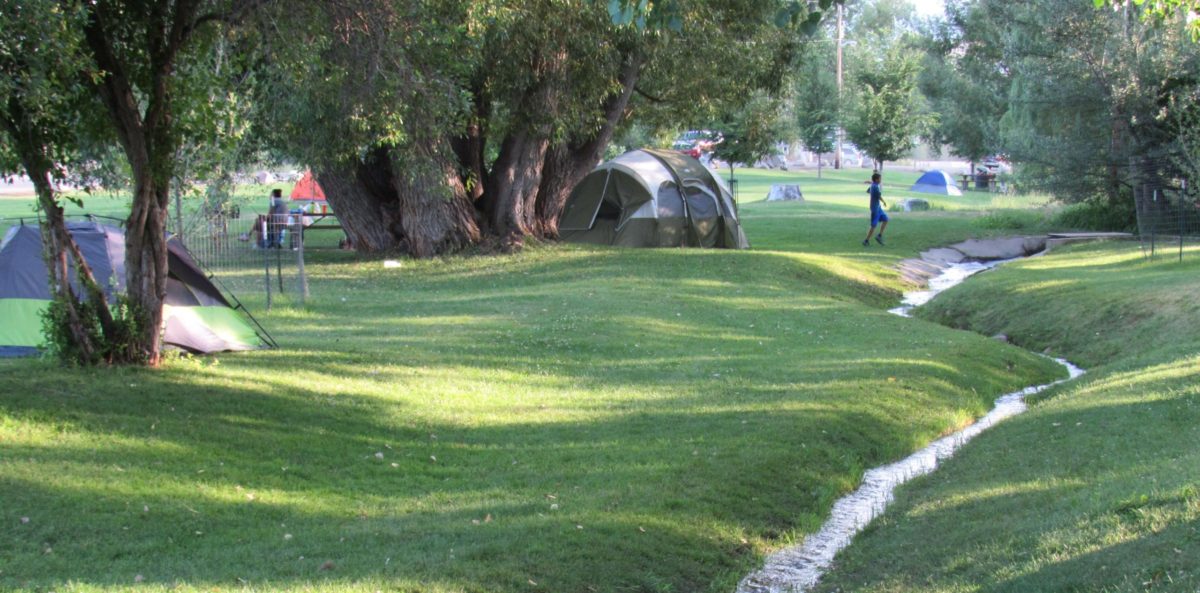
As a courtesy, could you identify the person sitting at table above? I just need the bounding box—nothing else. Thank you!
[267,189,288,247]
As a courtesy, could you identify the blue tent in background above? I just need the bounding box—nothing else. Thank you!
[909,170,962,196]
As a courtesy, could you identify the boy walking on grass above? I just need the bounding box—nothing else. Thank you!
[863,172,888,246]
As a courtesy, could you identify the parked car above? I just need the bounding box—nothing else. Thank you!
[982,155,1012,174]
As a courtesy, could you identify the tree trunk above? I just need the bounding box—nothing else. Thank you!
[451,91,489,205]
[124,176,171,365]
[2,101,115,364]
[392,140,481,257]
[316,163,400,253]
[486,130,550,245]
[479,48,576,246]
[33,173,113,363]
[534,54,642,239]
[81,2,198,366]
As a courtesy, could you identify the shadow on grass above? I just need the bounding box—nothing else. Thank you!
[0,365,915,592]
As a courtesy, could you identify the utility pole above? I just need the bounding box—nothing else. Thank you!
[835,3,844,170]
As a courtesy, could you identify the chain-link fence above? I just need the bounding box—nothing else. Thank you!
[1133,182,1200,261]
[1,204,341,313]
[174,203,347,310]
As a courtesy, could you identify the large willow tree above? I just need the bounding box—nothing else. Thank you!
[257,0,821,255]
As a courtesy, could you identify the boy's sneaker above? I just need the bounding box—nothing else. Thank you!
[862,239,870,246]
[875,235,885,245]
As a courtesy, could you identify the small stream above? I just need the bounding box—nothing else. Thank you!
[888,260,1006,317]
[737,261,1086,593]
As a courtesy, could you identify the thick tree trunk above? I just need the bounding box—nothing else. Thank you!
[534,53,642,239]
[318,142,481,258]
[82,2,192,366]
[316,164,400,253]
[392,141,481,257]
[486,130,550,245]
[480,50,571,246]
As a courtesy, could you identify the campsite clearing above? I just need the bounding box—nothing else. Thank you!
[2,166,1180,593]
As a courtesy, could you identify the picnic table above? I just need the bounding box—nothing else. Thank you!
[301,212,341,230]
[960,173,1001,192]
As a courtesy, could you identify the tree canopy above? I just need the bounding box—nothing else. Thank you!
[843,36,929,169]
[792,37,839,173]
[922,0,1200,218]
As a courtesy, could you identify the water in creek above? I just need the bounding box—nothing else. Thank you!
[737,260,1085,593]
[888,259,1007,317]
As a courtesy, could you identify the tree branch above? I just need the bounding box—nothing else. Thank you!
[633,85,667,103]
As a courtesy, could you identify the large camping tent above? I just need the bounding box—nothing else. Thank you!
[0,221,273,357]
[909,170,963,196]
[558,149,750,248]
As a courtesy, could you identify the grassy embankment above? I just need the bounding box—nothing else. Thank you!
[814,240,1200,593]
[1,166,1066,592]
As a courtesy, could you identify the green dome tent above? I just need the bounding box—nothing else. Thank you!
[558,149,750,249]
[0,220,273,357]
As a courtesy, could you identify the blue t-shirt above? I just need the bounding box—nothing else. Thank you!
[868,183,883,212]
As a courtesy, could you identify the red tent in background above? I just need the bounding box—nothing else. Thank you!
[289,170,326,201]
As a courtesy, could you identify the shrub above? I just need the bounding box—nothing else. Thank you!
[40,292,144,366]
[1052,199,1137,232]
[971,210,1038,231]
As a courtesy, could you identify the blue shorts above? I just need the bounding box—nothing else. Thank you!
[871,209,889,227]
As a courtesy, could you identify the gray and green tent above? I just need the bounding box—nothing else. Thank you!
[558,149,750,249]
[0,221,272,357]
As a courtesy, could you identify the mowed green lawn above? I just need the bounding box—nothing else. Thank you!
[1,166,1068,592]
[814,241,1200,593]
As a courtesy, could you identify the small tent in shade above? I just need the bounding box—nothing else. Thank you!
[290,170,326,202]
[558,149,750,248]
[909,170,963,196]
[0,221,273,357]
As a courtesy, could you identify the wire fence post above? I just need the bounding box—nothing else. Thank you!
[296,220,309,303]
[261,217,273,311]
[1180,196,1185,262]
[1134,176,1197,262]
